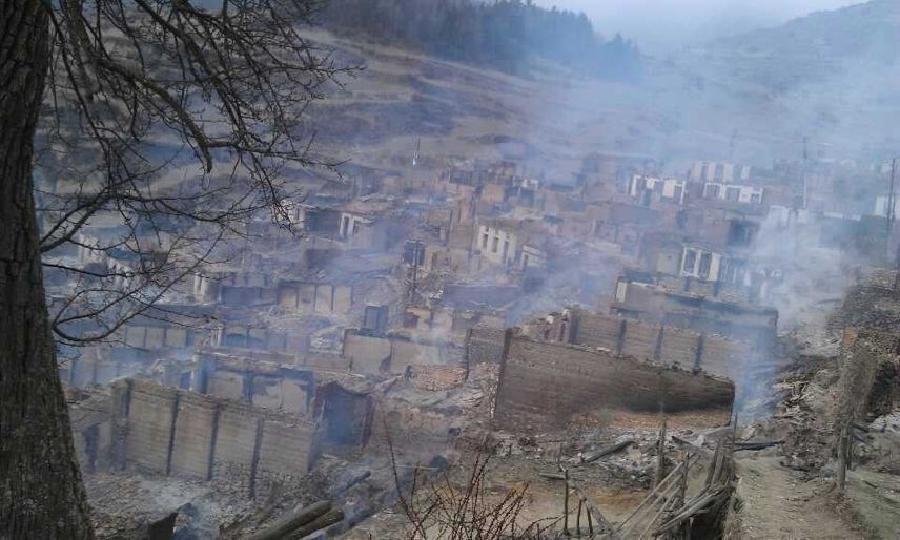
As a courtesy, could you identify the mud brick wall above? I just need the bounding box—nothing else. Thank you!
[206,369,245,400]
[111,380,318,499]
[390,338,445,371]
[367,398,463,460]
[343,331,458,374]
[568,310,754,379]
[123,324,189,350]
[248,374,309,414]
[199,355,314,417]
[66,349,151,389]
[299,352,352,372]
[612,283,777,343]
[277,283,352,315]
[255,417,319,496]
[621,320,661,361]
[169,392,218,478]
[698,335,747,381]
[660,326,701,367]
[342,332,391,374]
[125,383,178,474]
[570,310,621,350]
[466,326,507,365]
[211,407,259,492]
[494,334,734,432]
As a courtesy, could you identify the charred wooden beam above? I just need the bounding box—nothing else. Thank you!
[581,439,635,463]
[734,440,784,451]
[247,500,332,540]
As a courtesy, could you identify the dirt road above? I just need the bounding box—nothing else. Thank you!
[730,455,863,539]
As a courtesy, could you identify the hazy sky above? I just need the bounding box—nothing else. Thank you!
[536,0,862,52]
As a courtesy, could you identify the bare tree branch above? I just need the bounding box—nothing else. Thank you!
[33,0,357,345]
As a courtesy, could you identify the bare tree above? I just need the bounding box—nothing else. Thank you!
[0,0,349,535]
[388,436,558,539]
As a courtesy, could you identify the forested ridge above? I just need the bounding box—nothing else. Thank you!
[320,0,641,80]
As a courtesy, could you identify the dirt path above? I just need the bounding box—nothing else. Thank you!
[731,455,863,539]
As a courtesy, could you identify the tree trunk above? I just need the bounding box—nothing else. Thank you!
[0,0,95,537]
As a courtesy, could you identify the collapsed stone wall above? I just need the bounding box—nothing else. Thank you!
[831,285,900,333]
[89,380,320,499]
[840,329,900,418]
[852,267,900,290]
[407,365,469,391]
[493,333,734,432]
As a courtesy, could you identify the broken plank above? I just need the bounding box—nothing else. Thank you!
[248,500,332,540]
[734,440,784,451]
[581,439,635,463]
[539,472,567,481]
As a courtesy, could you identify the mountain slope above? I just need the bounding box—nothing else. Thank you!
[655,0,900,162]
[298,0,900,179]
[695,0,900,91]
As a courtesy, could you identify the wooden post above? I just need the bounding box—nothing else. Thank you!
[564,469,570,536]
[620,456,694,532]
[673,454,690,537]
[568,483,614,536]
[655,417,668,487]
[587,505,594,537]
[836,423,848,492]
[576,498,582,536]
[677,454,689,501]
[848,427,855,471]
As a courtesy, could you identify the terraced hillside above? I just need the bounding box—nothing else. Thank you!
[304,0,900,173]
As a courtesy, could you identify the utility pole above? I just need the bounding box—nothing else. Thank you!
[409,255,418,303]
[801,136,809,209]
[729,129,738,162]
[886,158,897,262]
[888,158,896,230]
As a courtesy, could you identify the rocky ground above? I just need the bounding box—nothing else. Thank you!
[726,323,900,538]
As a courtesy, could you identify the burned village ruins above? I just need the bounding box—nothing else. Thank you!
[54,145,900,537]
[13,0,900,537]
